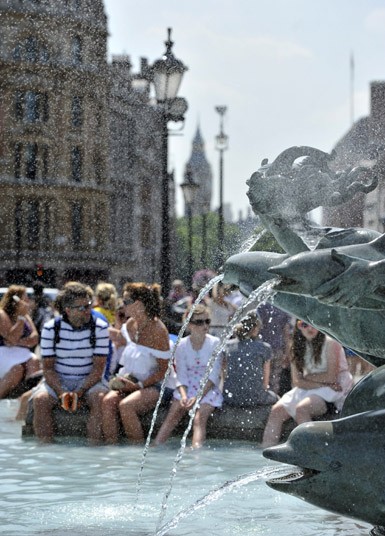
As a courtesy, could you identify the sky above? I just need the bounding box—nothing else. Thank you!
[103,0,385,220]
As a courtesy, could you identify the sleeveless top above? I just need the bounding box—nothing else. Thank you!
[0,320,31,347]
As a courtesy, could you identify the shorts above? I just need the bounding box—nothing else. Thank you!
[32,379,108,400]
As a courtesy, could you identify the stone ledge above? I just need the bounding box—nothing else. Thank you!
[21,404,273,442]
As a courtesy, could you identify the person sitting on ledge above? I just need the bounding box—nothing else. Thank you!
[92,281,117,326]
[102,282,174,445]
[154,304,224,449]
[32,283,110,444]
[0,285,41,400]
[224,311,279,407]
[261,320,353,447]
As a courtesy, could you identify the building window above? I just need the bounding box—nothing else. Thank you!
[14,204,22,250]
[71,146,82,181]
[41,145,49,180]
[40,93,49,122]
[72,36,82,65]
[94,153,103,184]
[13,44,21,62]
[14,91,49,124]
[27,200,40,248]
[25,36,38,63]
[25,91,39,122]
[71,96,83,127]
[43,202,50,247]
[25,143,38,180]
[13,35,49,64]
[71,202,82,246]
[14,143,22,179]
[15,91,23,120]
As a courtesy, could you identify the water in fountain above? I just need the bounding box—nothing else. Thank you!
[156,278,280,530]
[0,399,371,535]
[239,227,267,252]
[291,220,332,251]
[155,465,294,536]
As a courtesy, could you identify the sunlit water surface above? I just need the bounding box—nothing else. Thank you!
[0,400,371,536]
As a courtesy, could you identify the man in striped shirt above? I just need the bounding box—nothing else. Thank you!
[33,283,109,444]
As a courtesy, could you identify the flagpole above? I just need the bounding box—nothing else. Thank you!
[350,51,355,125]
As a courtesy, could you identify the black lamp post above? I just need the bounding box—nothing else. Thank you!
[151,28,188,296]
[215,105,228,268]
[181,170,199,289]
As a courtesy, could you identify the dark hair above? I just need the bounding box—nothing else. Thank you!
[56,282,90,312]
[233,311,262,341]
[32,280,44,295]
[291,323,325,373]
[0,285,26,320]
[123,282,161,319]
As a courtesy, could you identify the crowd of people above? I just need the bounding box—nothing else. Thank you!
[0,275,373,447]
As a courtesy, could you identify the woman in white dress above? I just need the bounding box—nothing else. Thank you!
[0,286,40,399]
[154,304,224,448]
[262,320,353,447]
[102,282,174,444]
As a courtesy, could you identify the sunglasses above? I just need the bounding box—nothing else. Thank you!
[123,297,135,306]
[297,320,310,329]
[190,318,211,326]
[69,301,92,312]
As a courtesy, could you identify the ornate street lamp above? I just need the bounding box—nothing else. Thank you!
[151,28,188,295]
[181,170,199,289]
[215,105,229,268]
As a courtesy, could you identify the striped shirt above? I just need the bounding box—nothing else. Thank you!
[40,316,110,381]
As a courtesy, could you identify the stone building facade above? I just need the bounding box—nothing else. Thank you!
[0,0,173,290]
[0,0,110,286]
[108,56,174,288]
[323,81,385,232]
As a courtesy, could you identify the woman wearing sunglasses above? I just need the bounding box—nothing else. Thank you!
[154,304,224,448]
[102,282,174,444]
[0,285,40,399]
[262,320,353,447]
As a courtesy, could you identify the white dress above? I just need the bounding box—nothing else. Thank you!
[280,336,353,416]
[118,324,176,389]
[0,320,34,378]
[173,334,223,407]
[0,347,34,378]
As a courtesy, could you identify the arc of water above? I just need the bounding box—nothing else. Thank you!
[156,278,280,531]
[240,227,267,252]
[155,467,280,536]
[135,273,224,503]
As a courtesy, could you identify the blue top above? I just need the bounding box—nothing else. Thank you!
[224,338,277,407]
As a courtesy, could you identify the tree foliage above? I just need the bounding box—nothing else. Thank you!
[173,212,286,286]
